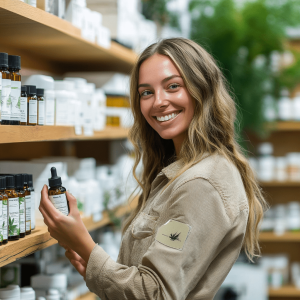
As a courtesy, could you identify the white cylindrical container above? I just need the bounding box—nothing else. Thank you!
[21,287,35,300]
[93,89,106,131]
[287,153,300,181]
[0,285,20,300]
[275,157,287,181]
[46,290,60,300]
[63,81,77,126]
[293,92,300,121]
[54,81,71,126]
[278,89,292,121]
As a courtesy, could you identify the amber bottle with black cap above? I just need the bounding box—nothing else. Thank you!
[22,174,31,235]
[5,175,20,241]
[0,177,8,244]
[16,174,26,238]
[0,53,11,125]
[26,85,37,126]
[20,86,28,126]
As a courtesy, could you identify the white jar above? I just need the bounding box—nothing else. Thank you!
[275,157,287,181]
[54,81,71,126]
[278,89,292,121]
[62,81,76,126]
[287,153,300,181]
[21,287,35,300]
[0,286,20,300]
[46,290,60,300]
[293,92,300,120]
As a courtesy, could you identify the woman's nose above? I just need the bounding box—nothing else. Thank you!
[153,89,168,109]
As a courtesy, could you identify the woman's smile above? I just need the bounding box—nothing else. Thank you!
[153,110,183,123]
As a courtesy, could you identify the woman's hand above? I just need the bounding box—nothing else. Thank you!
[65,248,87,279]
[39,185,96,263]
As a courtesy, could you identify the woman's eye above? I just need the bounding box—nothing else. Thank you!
[140,90,152,97]
[169,83,180,90]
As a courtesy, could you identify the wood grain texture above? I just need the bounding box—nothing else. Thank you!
[0,197,138,267]
[260,232,300,242]
[260,181,300,187]
[0,0,137,74]
[269,285,300,297]
[0,125,129,144]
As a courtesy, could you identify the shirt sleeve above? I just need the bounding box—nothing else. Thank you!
[85,178,247,300]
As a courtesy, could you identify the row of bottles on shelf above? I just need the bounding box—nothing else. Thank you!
[261,202,300,235]
[249,143,300,182]
[0,142,139,227]
[0,51,133,135]
[264,89,300,121]
[0,174,35,245]
[0,226,121,300]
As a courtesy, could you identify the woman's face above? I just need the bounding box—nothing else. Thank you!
[138,54,195,144]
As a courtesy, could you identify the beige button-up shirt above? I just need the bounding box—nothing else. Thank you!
[86,153,249,300]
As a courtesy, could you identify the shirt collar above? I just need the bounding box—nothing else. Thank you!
[161,159,184,180]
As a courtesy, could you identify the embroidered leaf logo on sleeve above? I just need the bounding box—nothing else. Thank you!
[155,219,191,251]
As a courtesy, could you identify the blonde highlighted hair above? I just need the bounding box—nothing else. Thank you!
[123,38,267,262]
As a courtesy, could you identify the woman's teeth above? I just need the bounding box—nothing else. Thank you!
[156,112,180,122]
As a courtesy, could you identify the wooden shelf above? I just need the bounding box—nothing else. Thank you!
[0,0,137,74]
[0,197,138,268]
[269,285,300,297]
[267,121,300,131]
[0,125,129,144]
[260,232,300,242]
[76,292,96,300]
[260,181,300,187]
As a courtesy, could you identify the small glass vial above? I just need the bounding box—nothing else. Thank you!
[48,167,69,216]
[5,176,20,241]
[28,174,35,230]
[37,88,45,126]
[0,177,8,244]
[26,85,37,126]
[15,174,26,238]
[22,174,31,235]
[0,53,11,125]
[20,86,28,125]
[8,55,21,125]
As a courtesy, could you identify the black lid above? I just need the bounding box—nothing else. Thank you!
[0,53,8,68]
[0,177,6,190]
[25,85,36,96]
[6,176,15,189]
[8,55,21,70]
[15,174,25,189]
[22,173,28,185]
[21,86,27,93]
[48,167,62,187]
[28,174,33,188]
[37,88,44,97]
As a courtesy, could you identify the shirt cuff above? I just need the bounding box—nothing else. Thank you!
[86,244,110,293]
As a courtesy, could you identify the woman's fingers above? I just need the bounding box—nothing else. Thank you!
[65,249,87,267]
[66,191,79,216]
[40,185,60,219]
[70,259,86,278]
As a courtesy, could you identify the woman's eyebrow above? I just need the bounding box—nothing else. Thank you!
[138,75,182,89]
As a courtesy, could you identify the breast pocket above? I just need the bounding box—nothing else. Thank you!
[131,212,158,239]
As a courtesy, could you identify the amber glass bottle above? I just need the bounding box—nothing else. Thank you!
[0,53,11,125]
[5,176,20,241]
[26,85,37,126]
[0,177,8,245]
[20,86,27,126]
[8,55,21,125]
[22,174,31,235]
[15,174,26,238]
[48,167,69,216]
[37,88,45,126]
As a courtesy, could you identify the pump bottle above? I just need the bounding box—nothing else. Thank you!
[48,167,69,216]
[0,177,8,244]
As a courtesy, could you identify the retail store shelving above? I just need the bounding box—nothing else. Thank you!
[0,0,137,74]
[269,285,300,297]
[76,292,96,300]
[266,121,300,131]
[260,232,300,242]
[260,181,300,187]
[0,196,138,268]
[0,125,129,144]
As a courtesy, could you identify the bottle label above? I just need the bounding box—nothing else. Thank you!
[45,93,55,125]
[49,194,69,216]
[10,81,21,121]
[55,98,68,125]
[31,191,35,229]
[1,79,11,121]
[28,99,37,124]
[9,197,20,237]
[25,195,31,231]
[20,97,28,123]
[3,199,7,240]
[38,101,45,125]
[0,201,3,242]
[19,197,25,234]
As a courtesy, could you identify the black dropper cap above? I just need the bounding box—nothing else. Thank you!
[0,177,6,190]
[22,173,28,185]
[0,53,8,68]
[6,176,15,189]
[8,55,21,71]
[21,86,27,93]
[37,89,44,97]
[49,167,62,187]
[25,85,36,96]
[15,174,25,190]
[28,174,33,188]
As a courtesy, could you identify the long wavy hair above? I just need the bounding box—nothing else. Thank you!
[123,38,267,262]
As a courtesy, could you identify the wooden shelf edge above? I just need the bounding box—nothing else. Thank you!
[269,285,300,297]
[266,121,300,131]
[0,197,139,267]
[260,232,300,242]
[0,126,129,144]
[75,292,96,300]
[260,181,300,187]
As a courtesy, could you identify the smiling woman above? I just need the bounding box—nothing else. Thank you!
[40,38,268,300]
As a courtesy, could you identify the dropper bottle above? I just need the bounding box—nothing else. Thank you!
[0,177,8,244]
[48,167,69,216]
[15,174,26,238]
[22,174,31,235]
[8,55,21,125]
[5,176,20,241]
[0,53,11,125]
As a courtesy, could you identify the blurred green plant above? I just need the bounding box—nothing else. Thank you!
[189,0,300,138]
